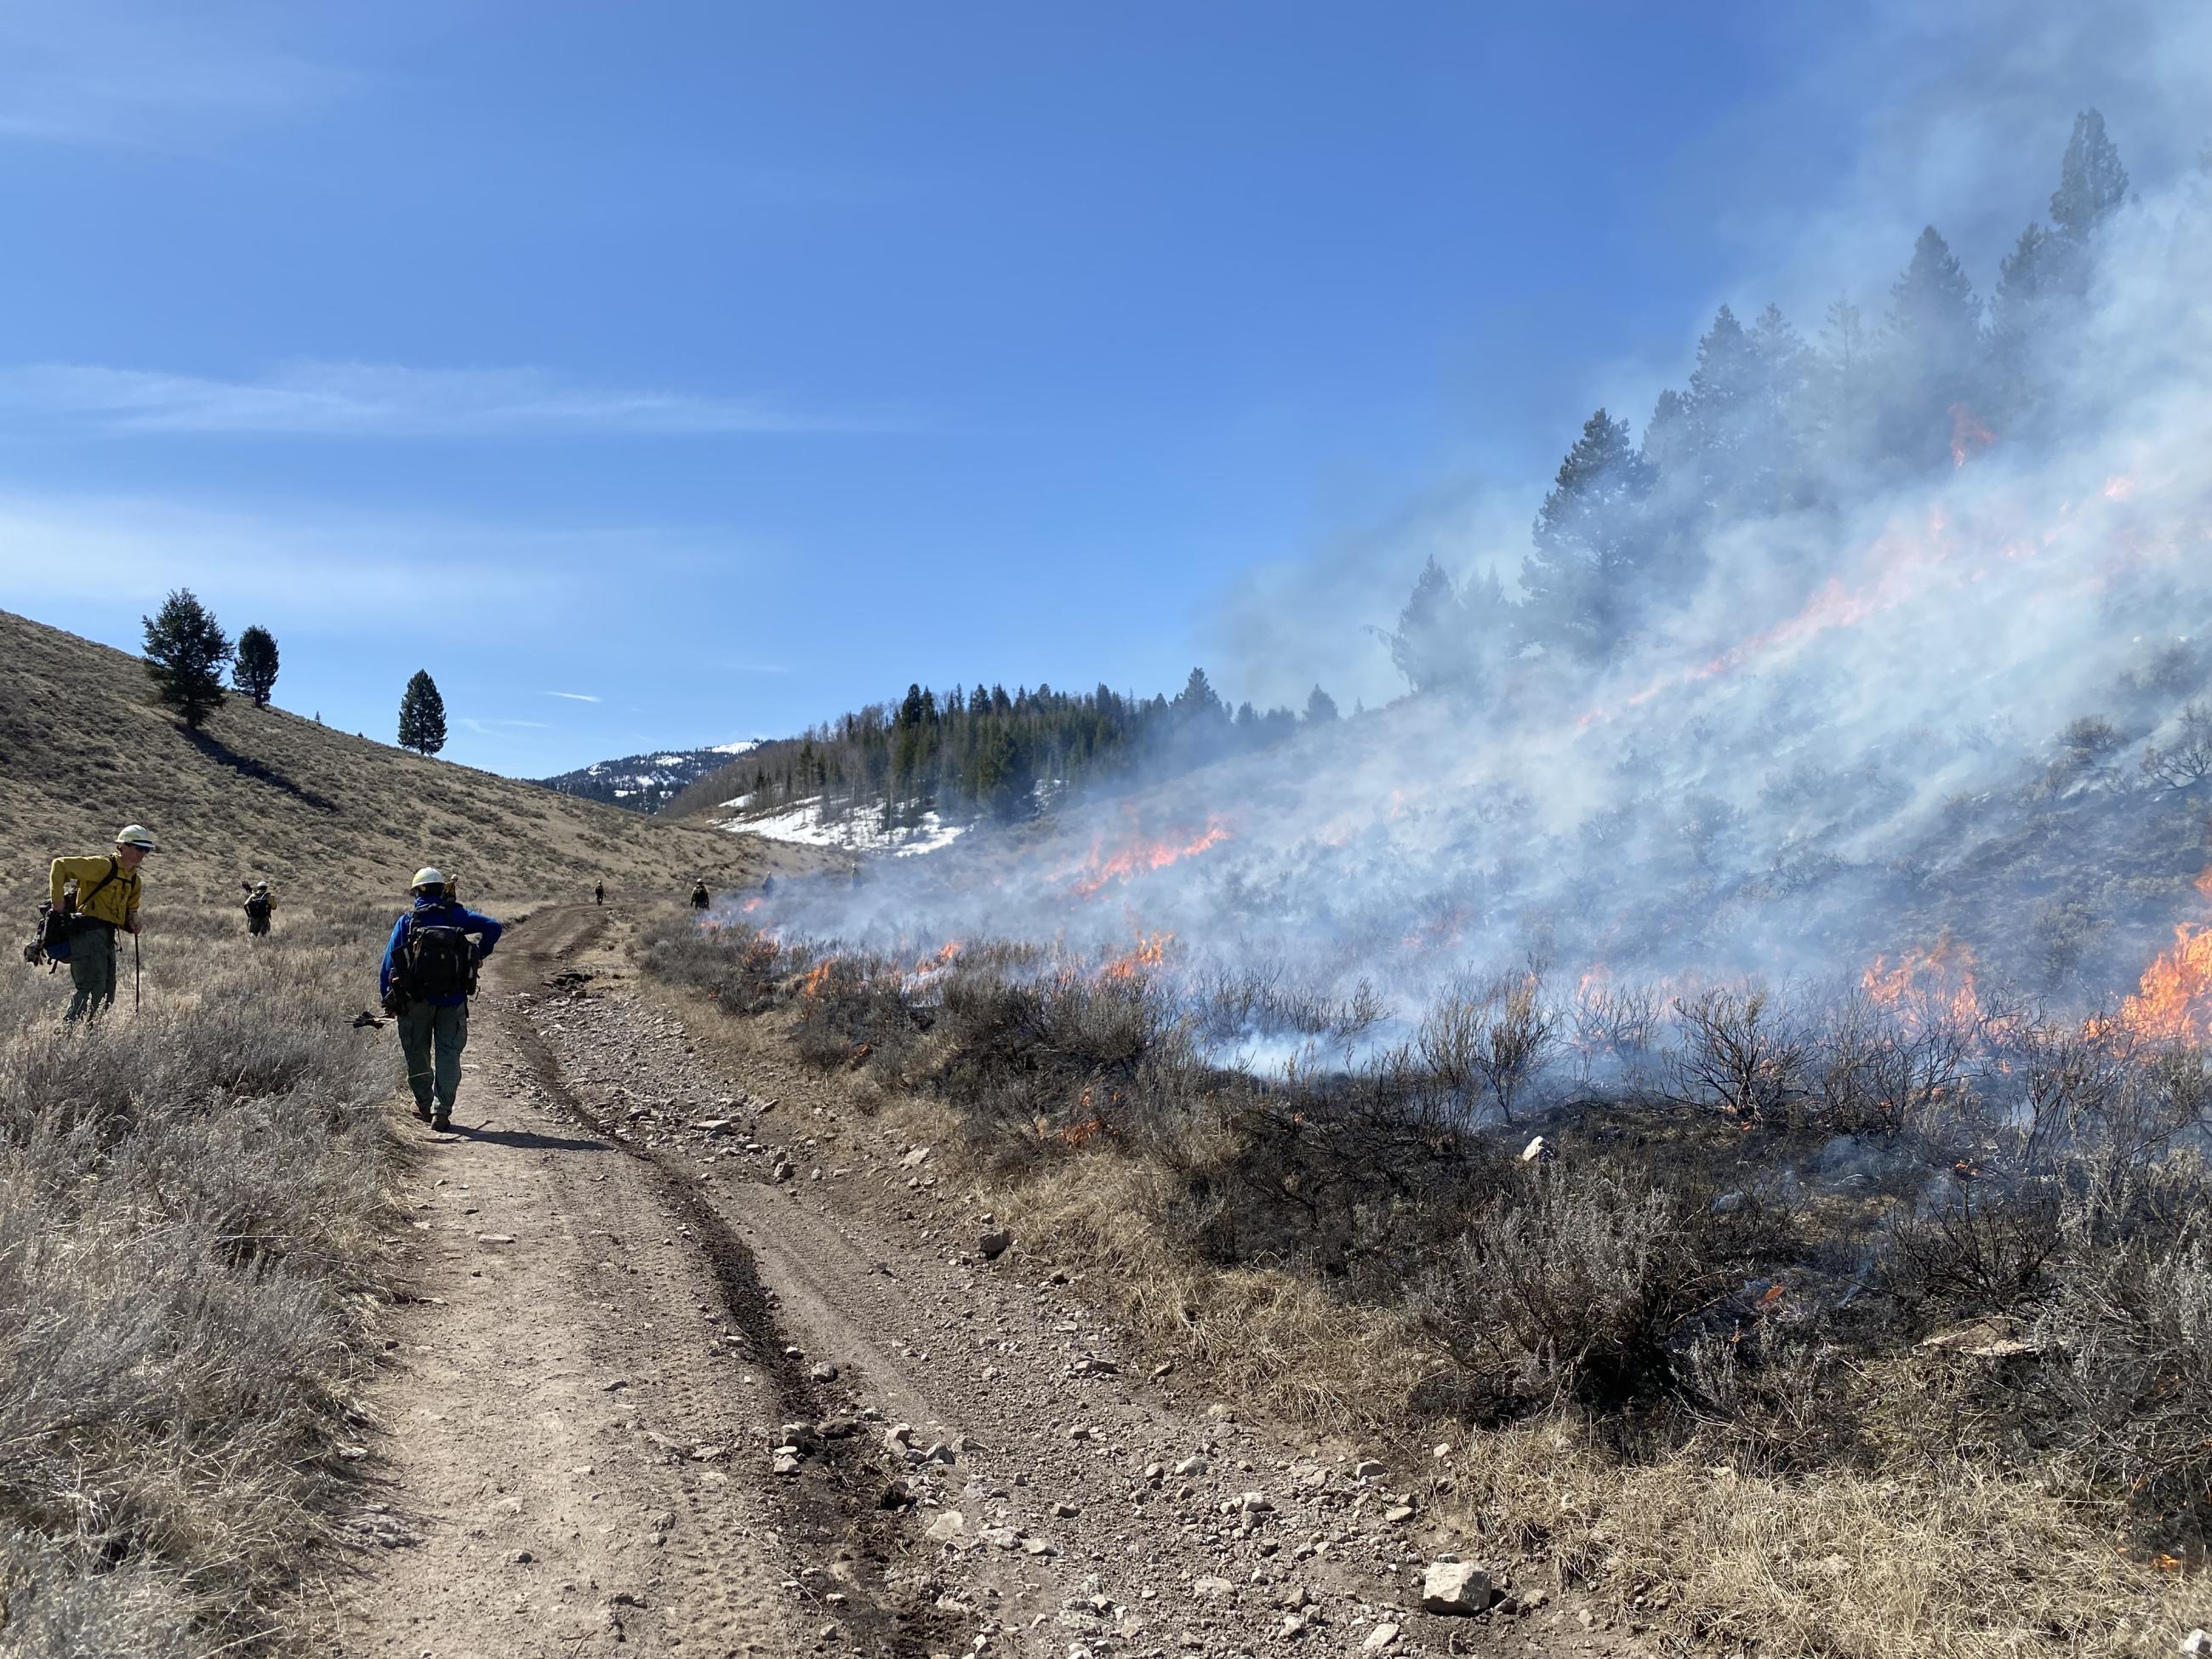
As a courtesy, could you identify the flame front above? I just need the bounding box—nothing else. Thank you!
[1948,402,1995,469]
[1069,818,1233,898]
[1861,936,1983,1029]
[2108,870,2212,1045]
[1101,932,1173,981]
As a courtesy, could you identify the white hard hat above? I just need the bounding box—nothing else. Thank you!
[410,867,447,892]
[116,824,158,851]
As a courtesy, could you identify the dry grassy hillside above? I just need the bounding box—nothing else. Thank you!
[0,608,824,909]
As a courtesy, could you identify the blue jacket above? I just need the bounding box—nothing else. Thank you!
[380,896,505,1007]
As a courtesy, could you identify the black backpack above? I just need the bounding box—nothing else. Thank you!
[399,913,477,1000]
[244,892,272,921]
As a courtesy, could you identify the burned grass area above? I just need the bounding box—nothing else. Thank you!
[0,902,407,1656]
[644,905,2210,1656]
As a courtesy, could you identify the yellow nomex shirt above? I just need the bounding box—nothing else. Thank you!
[49,856,141,929]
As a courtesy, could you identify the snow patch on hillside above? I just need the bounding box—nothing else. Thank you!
[719,795,968,858]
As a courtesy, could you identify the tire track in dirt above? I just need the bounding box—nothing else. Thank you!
[510,908,1625,1659]
[341,900,1619,1658]
[494,904,974,1659]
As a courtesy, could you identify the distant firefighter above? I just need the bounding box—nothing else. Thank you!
[242,880,274,936]
[594,881,605,907]
[691,880,710,911]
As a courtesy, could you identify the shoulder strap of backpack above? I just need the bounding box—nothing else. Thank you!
[80,858,122,909]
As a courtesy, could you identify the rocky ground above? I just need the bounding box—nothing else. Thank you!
[333,904,1662,1659]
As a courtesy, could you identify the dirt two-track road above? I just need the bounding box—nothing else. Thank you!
[332,904,1628,1659]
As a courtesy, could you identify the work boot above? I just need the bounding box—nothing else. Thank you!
[413,1102,434,1124]
[431,1112,452,1132]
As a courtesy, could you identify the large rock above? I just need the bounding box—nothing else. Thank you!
[1420,1560,1491,1616]
[924,1510,966,1545]
[978,1227,1013,1259]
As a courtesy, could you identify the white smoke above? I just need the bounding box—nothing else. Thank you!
[738,38,2212,1044]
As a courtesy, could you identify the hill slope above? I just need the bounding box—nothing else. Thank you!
[0,609,814,909]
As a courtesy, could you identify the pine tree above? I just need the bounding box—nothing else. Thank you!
[1747,303,1811,510]
[141,588,232,729]
[1640,387,1697,481]
[1304,685,1340,723]
[1517,409,1651,660]
[233,624,280,708]
[2050,109,2128,248]
[1387,557,1463,690]
[1813,296,1874,461]
[1685,305,1760,488]
[1172,667,1227,726]
[1882,226,1982,468]
[1987,222,2058,419]
[397,670,448,756]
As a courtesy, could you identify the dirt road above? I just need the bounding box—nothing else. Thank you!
[333,905,1630,1658]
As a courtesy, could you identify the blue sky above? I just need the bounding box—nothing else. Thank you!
[0,1,2188,773]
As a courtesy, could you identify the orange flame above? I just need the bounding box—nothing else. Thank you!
[800,961,833,999]
[1580,507,1965,733]
[1861,937,1982,1029]
[1070,819,1232,898]
[1948,402,1995,469]
[2096,870,2212,1046]
[741,897,762,914]
[910,938,965,976]
[1400,906,1469,954]
[1102,932,1173,981]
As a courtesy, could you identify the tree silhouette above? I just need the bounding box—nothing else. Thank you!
[141,589,232,729]
[397,670,448,756]
[233,624,280,708]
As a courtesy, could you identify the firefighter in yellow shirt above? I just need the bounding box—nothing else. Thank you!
[49,824,156,1023]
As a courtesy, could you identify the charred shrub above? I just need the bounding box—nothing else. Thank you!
[790,955,918,1073]
[1417,972,1559,1126]
[1179,1057,1510,1286]
[933,963,1181,1153]
[1811,989,1970,1136]
[1668,983,1810,1122]
[1565,978,1661,1091]
[640,912,786,1015]
[1411,1160,1798,1420]
[1885,1166,2067,1316]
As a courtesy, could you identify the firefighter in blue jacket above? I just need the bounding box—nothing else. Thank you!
[379,867,504,1131]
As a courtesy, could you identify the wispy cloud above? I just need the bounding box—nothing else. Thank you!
[0,487,699,639]
[0,8,358,147]
[545,691,602,703]
[0,361,858,438]
[459,717,552,734]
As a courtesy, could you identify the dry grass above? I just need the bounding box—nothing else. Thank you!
[0,900,408,1655]
[1438,1406,2176,1658]
[0,607,807,907]
[0,605,819,1655]
[641,910,2209,1659]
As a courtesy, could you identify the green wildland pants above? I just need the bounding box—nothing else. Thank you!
[397,1000,470,1117]
[65,925,117,1023]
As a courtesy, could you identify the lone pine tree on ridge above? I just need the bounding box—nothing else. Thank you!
[398,670,448,757]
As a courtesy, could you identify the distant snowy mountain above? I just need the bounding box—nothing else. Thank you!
[533,741,763,814]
